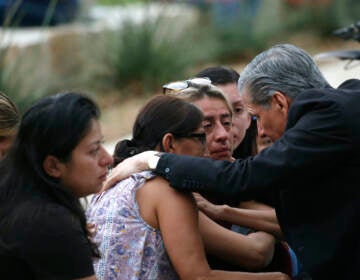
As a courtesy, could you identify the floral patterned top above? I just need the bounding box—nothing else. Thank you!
[86,171,179,280]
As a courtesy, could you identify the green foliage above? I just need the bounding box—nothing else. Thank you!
[281,0,360,37]
[97,0,146,5]
[0,0,358,107]
[0,42,48,113]
[103,13,213,94]
[190,1,282,63]
[210,20,270,62]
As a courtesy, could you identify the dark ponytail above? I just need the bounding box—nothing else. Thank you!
[113,95,203,163]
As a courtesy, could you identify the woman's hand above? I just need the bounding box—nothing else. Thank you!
[86,223,96,239]
[193,193,225,221]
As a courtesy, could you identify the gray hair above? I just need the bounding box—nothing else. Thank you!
[238,44,330,107]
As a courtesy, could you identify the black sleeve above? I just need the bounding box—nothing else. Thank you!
[155,91,353,196]
[21,205,94,279]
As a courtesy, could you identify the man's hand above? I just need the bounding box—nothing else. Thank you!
[100,151,158,192]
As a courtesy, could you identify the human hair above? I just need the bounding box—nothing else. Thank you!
[113,95,204,165]
[166,83,233,116]
[238,44,330,107]
[0,91,19,137]
[0,92,100,257]
[196,66,240,85]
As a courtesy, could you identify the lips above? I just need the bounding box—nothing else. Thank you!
[99,172,108,181]
[211,148,232,159]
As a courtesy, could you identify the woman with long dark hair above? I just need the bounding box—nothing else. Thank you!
[0,92,113,279]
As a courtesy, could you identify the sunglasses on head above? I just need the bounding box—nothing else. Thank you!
[162,77,212,94]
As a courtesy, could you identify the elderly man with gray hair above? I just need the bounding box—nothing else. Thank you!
[105,44,360,279]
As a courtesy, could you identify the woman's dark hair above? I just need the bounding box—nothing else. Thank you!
[196,66,240,85]
[113,95,203,166]
[0,92,100,257]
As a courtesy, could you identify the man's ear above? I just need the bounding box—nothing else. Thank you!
[161,133,176,153]
[43,155,63,178]
[272,91,290,113]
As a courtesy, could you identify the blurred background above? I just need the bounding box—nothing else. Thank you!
[0,0,358,145]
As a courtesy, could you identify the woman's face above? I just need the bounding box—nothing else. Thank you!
[192,97,233,161]
[171,125,206,157]
[55,119,113,197]
[256,135,273,153]
[0,133,15,160]
[216,83,251,150]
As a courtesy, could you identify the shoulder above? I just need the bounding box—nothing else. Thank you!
[144,176,190,198]
[24,202,84,244]
[288,87,345,125]
[18,202,94,279]
[139,176,195,213]
[338,79,360,90]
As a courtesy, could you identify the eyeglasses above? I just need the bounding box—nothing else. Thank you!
[174,132,206,145]
[162,77,212,94]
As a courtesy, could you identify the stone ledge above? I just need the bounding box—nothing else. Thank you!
[0,3,198,92]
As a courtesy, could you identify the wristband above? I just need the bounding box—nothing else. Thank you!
[147,152,162,170]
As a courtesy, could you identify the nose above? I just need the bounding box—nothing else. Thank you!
[214,123,231,142]
[257,121,266,138]
[100,146,114,167]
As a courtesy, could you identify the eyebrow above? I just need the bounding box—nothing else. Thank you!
[88,136,105,146]
[232,101,244,106]
[203,113,231,121]
[220,113,232,118]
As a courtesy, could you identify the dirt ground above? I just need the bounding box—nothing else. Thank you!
[98,93,150,144]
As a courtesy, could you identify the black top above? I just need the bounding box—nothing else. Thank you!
[155,79,360,279]
[0,197,94,280]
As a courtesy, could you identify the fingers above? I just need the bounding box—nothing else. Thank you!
[193,193,209,210]
[100,169,121,193]
[193,193,207,203]
[99,151,157,193]
[87,223,97,238]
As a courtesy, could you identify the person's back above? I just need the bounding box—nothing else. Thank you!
[87,171,178,279]
[87,95,207,279]
[0,198,91,279]
[275,79,360,278]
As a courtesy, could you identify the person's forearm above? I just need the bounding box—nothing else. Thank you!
[220,206,284,240]
[204,271,290,280]
[196,270,290,280]
[199,212,275,270]
[155,153,256,195]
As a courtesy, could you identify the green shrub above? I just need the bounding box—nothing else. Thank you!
[191,1,282,63]
[280,0,360,37]
[103,11,213,94]
[0,42,48,113]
